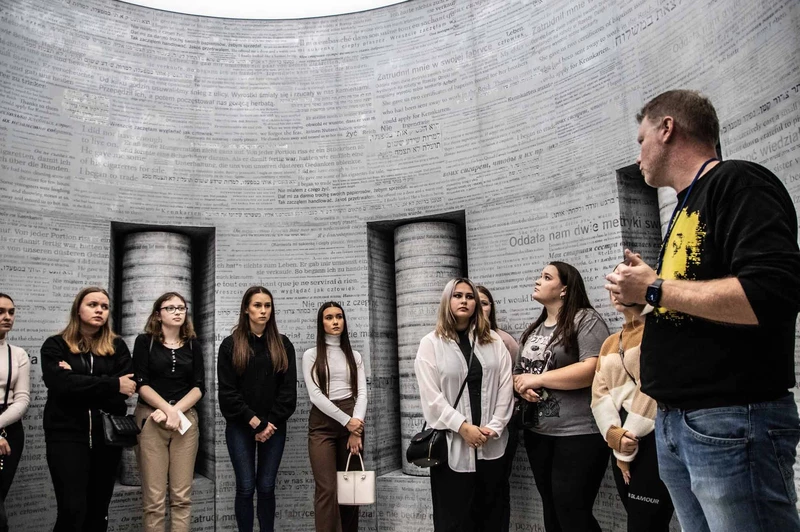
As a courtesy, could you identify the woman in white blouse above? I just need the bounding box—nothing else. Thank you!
[414,278,514,532]
[0,293,30,532]
[303,302,367,532]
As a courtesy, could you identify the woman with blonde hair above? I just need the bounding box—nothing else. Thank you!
[218,286,296,532]
[132,291,204,532]
[41,287,135,532]
[415,278,514,532]
[0,294,30,532]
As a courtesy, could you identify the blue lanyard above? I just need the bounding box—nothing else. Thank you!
[655,158,718,275]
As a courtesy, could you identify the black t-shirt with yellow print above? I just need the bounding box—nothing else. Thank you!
[641,160,800,409]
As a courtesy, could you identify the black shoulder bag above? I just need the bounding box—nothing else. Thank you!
[406,338,474,468]
[96,346,140,447]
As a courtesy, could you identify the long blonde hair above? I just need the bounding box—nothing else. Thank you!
[59,287,117,356]
[435,278,493,344]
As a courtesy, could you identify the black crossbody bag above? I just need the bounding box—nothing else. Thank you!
[406,338,475,468]
[82,350,140,447]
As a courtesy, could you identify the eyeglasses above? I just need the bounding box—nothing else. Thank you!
[160,305,188,314]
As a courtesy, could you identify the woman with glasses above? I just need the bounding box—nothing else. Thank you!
[218,286,297,532]
[132,292,205,532]
[513,263,609,532]
[0,294,30,532]
[42,287,135,531]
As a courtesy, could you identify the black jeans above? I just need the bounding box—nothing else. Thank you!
[524,431,609,532]
[0,421,23,532]
[429,456,506,532]
[612,432,674,532]
[46,439,122,532]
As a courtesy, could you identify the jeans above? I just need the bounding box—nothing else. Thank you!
[225,422,287,532]
[655,394,800,532]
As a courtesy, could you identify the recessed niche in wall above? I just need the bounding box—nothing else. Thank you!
[109,222,216,485]
[614,164,661,265]
[367,211,467,477]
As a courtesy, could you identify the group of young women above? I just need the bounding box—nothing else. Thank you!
[415,262,674,532]
[0,259,672,532]
[1,285,363,532]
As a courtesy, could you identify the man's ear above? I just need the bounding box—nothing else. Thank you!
[661,116,675,143]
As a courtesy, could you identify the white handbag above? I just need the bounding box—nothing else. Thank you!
[336,452,376,505]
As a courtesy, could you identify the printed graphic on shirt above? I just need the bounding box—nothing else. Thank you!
[518,334,560,421]
[655,207,706,321]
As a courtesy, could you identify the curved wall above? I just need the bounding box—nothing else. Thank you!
[1,0,798,530]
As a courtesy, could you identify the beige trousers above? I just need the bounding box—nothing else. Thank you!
[135,403,199,532]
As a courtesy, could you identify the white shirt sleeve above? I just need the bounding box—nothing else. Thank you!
[352,351,367,421]
[483,338,513,438]
[302,348,351,426]
[414,335,466,433]
[0,347,30,429]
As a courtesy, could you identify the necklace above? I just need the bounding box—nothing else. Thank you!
[617,327,637,384]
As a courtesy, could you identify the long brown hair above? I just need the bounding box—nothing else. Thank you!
[519,262,595,354]
[143,292,197,343]
[231,286,287,375]
[312,302,358,398]
[436,278,493,344]
[60,287,117,356]
[476,285,499,330]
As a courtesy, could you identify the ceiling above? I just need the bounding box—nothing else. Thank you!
[119,0,408,19]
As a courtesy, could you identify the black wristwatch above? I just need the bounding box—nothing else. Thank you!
[645,278,664,306]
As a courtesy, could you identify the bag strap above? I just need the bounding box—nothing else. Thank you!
[343,452,365,472]
[3,344,11,410]
[149,335,154,354]
[421,335,475,431]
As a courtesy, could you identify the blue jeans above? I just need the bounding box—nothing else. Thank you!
[225,422,287,532]
[655,394,800,532]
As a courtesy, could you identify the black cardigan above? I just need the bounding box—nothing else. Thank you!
[41,335,132,443]
[217,333,297,430]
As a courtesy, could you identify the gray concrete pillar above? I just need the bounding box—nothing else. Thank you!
[119,231,192,485]
[394,222,462,476]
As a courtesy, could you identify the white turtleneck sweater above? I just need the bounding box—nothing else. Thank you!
[0,338,30,430]
[302,334,367,426]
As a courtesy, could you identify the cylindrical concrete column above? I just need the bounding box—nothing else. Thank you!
[395,222,462,476]
[119,231,193,486]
